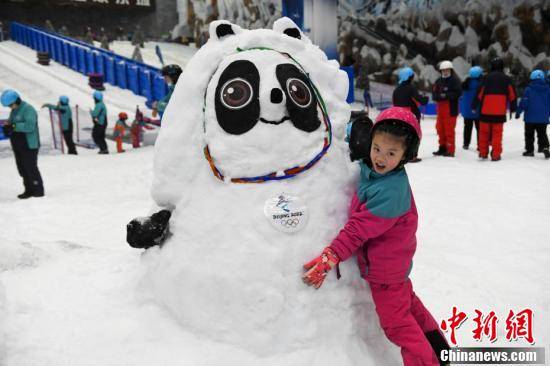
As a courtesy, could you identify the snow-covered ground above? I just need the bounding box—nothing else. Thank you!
[1,40,549,365]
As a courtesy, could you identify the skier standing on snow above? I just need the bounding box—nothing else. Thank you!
[303,107,450,366]
[392,66,428,162]
[460,66,483,150]
[152,64,182,118]
[472,57,517,161]
[515,69,550,159]
[1,89,45,199]
[90,91,109,154]
[42,95,78,155]
[432,60,462,157]
[113,112,130,153]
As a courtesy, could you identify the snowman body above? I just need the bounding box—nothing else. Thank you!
[143,18,385,363]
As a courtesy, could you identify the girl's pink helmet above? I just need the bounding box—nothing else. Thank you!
[375,106,422,140]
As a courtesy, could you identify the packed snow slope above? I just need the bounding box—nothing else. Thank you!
[1,41,549,366]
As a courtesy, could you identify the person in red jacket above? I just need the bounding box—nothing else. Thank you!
[432,61,462,157]
[472,57,517,161]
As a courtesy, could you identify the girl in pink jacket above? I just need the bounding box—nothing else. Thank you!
[303,107,449,366]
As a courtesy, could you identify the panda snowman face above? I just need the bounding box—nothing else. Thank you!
[204,49,329,181]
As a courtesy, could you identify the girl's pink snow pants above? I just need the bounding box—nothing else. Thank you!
[369,279,441,366]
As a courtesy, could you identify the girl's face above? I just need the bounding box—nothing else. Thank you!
[370,132,406,174]
[441,69,451,78]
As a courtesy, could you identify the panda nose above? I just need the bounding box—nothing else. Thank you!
[270,88,283,104]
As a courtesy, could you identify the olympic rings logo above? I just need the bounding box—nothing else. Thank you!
[280,218,300,228]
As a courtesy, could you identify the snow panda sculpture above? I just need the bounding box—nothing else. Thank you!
[142,18,385,363]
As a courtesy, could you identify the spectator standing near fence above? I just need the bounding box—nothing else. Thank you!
[1,89,44,199]
[432,61,462,157]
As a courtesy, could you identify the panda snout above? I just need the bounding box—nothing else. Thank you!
[270,88,283,104]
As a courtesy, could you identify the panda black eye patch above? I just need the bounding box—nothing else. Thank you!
[215,60,260,135]
[276,64,321,133]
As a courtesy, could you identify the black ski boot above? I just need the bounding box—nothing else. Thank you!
[433,146,446,156]
[425,330,451,366]
[543,149,550,159]
[522,151,534,157]
[127,209,172,249]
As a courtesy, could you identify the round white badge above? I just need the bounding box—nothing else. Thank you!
[264,193,308,233]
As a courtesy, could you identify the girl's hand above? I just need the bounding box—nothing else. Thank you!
[302,248,340,289]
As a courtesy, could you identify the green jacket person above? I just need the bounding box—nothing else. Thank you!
[1,89,44,198]
[42,95,77,154]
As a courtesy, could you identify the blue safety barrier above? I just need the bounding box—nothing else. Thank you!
[86,49,95,74]
[77,46,87,74]
[9,22,169,104]
[69,44,78,70]
[62,42,71,67]
[115,59,128,89]
[138,68,152,101]
[94,52,105,76]
[104,56,116,85]
[152,73,168,101]
[127,64,140,95]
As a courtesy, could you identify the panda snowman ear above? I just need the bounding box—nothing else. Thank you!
[273,17,303,40]
[209,20,241,42]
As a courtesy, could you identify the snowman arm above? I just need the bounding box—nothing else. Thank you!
[328,206,398,263]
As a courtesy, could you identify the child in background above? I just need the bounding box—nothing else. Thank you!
[460,66,483,150]
[393,66,429,162]
[303,107,449,366]
[113,112,130,153]
[515,70,550,159]
[432,60,462,157]
[42,95,78,154]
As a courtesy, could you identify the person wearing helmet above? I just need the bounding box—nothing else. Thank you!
[392,66,429,162]
[472,57,517,161]
[432,60,462,157]
[90,90,109,154]
[460,66,484,150]
[42,95,77,155]
[1,89,44,199]
[113,111,130,153]
[303,106,449,366]
[153,64,182,118]
[515,69,550,159]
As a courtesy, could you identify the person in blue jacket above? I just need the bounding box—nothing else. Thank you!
[515,70,550,159]
[1,89,44,198]
[153,64,182,118]
[42,95,77,154]
[460,66,483,150]
[90,90,108,154]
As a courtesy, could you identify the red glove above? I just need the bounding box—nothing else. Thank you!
[302,248,340,289]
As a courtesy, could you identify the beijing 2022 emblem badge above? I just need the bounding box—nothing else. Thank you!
[264,193,308,233]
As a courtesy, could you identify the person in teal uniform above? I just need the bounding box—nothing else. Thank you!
[153,64,182,118]
[1,89,44,199]
[90,90,108,154]
[42,95,77,154]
